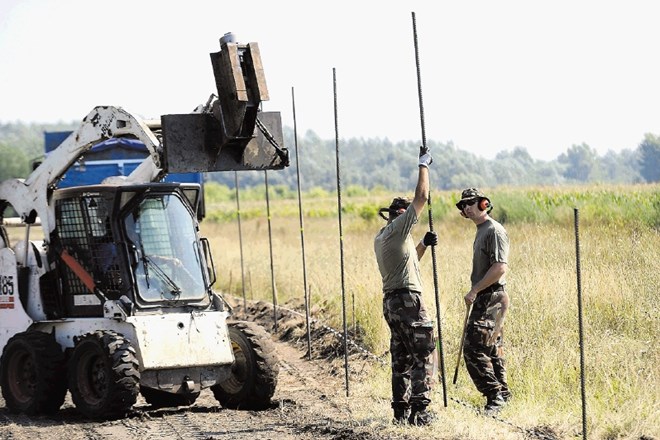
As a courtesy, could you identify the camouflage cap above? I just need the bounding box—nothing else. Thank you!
[456,187,488,209]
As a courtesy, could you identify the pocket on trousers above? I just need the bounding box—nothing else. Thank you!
[410,320,435,354]
[467,320,495,347]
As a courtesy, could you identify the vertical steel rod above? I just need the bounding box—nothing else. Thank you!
[248,269,253,299]
[574,208,588,440]
[333,68,350,397]
[411,11,448,407]
[264,170,278,332]
[291,87,313,360]
[234,171,247,311]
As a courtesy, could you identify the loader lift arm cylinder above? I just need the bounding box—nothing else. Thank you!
[0,106,161,238]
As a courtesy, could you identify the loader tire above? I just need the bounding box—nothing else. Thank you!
[212,321,279,410]
[0,331,67,415]
[68,330,140,420]
[140,385,200,408]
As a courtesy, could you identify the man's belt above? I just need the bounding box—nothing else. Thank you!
[384,288,420,296]
[477,283,505,296]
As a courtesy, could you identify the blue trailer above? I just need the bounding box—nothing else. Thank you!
[44,131,205,219]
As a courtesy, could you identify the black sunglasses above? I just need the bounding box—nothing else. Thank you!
[458,199,478,210]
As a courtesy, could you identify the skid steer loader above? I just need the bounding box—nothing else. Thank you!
[0,33,287,419]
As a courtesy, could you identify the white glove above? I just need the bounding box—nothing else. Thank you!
[418,146,433,168]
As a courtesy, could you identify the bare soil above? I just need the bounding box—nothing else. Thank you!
[0,298,415,440]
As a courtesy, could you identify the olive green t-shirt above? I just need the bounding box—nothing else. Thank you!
[374,205,423,293]
[471,217,509,287]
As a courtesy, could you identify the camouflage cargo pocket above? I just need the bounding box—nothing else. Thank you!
[467,319,495,347]
[410,320,435,355]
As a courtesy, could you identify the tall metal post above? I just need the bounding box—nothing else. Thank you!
[234,171,247,311]
[264,170,278,332]
[411,11,447,407]
[333,68,350,397]
[574,208,588,440]
[291,87,312,360]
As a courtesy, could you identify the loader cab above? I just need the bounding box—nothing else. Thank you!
[121,186,208,306]
[50,183,213,318]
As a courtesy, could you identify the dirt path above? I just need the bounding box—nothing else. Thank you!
[0,337,380,440]
[0,298,571,440]
[0,299,414,440]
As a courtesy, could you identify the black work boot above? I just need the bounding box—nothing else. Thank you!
[408,405,435,426]
[392,406,410,425]
[484,392,506,415]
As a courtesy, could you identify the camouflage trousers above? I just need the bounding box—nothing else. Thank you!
[463,288,510,399]
[383,289,436,409]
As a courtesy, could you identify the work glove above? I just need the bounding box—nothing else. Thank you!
[418,146,433,168]
[422,231,438,247]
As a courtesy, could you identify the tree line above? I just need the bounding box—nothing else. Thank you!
[1,121,659,191]
[210,128,660,192]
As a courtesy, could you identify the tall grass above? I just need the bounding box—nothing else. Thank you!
[204,182,660,227]
[202,183,659,439]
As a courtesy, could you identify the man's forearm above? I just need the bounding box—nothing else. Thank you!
[412,166,429,216]
[416,241,427,260]
[471,263,507,293]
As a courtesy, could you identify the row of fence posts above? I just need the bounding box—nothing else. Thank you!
[226,12,588,439]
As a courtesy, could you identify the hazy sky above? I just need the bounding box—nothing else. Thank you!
[1,0,658,161]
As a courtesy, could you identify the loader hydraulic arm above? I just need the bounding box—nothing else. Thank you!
[0,34,288,240]
[0,106,162,236]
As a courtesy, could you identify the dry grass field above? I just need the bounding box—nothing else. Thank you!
[202,185,659,439]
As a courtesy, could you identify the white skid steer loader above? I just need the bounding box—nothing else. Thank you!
[0,33,287,420]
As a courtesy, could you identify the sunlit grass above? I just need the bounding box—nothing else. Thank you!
[202,184,659,439]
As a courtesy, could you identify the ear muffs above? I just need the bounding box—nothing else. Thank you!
[378,208,390,221]
[479,198,490,211]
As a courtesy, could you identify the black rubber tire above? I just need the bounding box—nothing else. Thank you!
[68,330,140,420]
[140,385,199,408]
[0,331,67,415]
[211,321,279,410]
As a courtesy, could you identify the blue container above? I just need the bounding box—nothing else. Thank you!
[45,132,205,218]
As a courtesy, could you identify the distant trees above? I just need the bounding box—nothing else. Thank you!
[0,121,79,181]
[558,143,598,182]
[491,147,564,186]
[638,133,660,182]
[0,121,656,190]
[595,149,642,183]
[0,143,29,179]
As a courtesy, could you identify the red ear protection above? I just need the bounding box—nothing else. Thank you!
[479,198,490,211]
